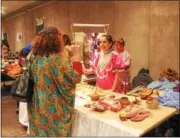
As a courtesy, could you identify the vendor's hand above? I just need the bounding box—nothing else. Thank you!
[83,68,94,75]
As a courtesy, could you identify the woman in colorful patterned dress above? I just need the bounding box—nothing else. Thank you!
[28,27,81,137]
[115,38,131,93]
[83,34,125,92]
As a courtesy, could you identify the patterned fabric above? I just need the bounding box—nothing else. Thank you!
[27,53,81,137]
[90,50,125,92]
[118,50,131,93]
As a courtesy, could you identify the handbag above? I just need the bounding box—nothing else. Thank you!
[10,55,35,102]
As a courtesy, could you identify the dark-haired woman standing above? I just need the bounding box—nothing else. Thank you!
[115,38,131,93]
[28,27,81,137]
[83,34,125,92]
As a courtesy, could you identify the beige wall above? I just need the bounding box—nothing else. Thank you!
[114,1,150,80]
[2,1,179,79]
[149,1,179,79]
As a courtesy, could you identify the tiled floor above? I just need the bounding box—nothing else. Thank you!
[1,96,27,137]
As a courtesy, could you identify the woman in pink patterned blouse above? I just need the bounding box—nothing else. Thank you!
[115,38,131,93]
[83,34,125,93]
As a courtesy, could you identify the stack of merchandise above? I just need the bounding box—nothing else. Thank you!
[148,68,179,109]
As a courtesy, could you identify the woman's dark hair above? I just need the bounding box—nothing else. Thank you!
[63,34,71,46]
[116,37,125,46]
[31,27,62,56]
[101,34,114,46]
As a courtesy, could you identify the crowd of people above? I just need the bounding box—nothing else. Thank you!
[4,26,132,137]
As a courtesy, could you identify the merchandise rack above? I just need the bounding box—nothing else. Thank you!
[71,23,110,42]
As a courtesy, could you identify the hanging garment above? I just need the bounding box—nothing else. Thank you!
[36,18,44,34]
[73,32,87,62]
[74,32,86,43]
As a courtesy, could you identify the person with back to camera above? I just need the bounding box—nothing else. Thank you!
[28,27,82,137]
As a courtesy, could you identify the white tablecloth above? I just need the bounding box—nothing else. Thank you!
[72,96,142,136]
[19,93,177,136]
[72,109,141,136]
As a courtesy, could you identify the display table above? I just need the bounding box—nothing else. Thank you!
[81,74,96,85]
[72,90,178,136]
[19,87,178,136]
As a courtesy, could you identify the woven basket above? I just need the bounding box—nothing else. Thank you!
[146,99,160,109]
